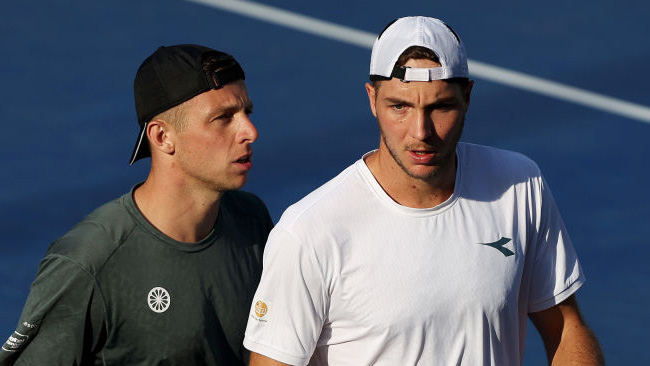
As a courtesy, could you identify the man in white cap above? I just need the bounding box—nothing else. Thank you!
[244,17,603,365]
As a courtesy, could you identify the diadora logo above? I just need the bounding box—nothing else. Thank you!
[148,287,171,313]
[477,237,514,257]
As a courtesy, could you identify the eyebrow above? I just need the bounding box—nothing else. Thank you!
[211,100,254,116]
[384,96,457,108]
[385,97,412,106]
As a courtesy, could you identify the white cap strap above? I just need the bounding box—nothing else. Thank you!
[389,65,447,82]
[403,67,445,82]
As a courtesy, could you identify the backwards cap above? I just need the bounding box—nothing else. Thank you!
[129,44,245,165]
[369,16,468,82]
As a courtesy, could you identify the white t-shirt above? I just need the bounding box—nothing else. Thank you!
[244,143,584,366]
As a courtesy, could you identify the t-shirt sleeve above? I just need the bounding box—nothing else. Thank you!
[527,176,585,313]
[243,226,327,366]
[0,255,105,365]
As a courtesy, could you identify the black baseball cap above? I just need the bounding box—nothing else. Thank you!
[129,44,246,165]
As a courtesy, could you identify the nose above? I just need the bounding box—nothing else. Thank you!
[409,109,433,141]
[239,113,259,144]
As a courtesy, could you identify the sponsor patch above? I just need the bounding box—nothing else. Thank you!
[2,331,29,352]
[148,287,171,313]
[251,300,270,322]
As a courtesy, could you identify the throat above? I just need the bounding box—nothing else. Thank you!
[367,149,457,209]
[400,181,455,208]
[134,180,222,243]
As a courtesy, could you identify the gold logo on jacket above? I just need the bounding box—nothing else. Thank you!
[255,300,268,318]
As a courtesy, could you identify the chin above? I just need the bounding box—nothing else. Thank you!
[229,176,249,190]
[407,167,441,180]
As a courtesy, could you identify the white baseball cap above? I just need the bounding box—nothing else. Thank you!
[369,16,469,82]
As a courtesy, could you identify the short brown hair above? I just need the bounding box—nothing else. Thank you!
[372,46,470,89]
[396,46,440,66]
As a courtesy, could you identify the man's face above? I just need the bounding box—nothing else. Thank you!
[366,58,472,182]
[173,80,257,192]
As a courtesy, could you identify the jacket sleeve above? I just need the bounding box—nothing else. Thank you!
[0,255,106,365]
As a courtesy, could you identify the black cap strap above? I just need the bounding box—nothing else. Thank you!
[369,66,415,82]
[390,65,407,80]
[207,62,245,89]
[368,66,411,82]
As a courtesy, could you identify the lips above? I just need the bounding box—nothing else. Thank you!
[408,149,436,163]
[233,152,253,170]
[235,155,250,163]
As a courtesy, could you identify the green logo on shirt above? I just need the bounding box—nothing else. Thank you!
[478,237,514,257]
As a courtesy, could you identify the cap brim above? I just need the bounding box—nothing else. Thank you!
[129,122,150,165]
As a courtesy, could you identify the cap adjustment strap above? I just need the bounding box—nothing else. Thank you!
[391,65,445,82]
[208,63,245,89]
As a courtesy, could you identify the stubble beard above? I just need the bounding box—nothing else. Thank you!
[381,117,465,182]
[177,153,248,194]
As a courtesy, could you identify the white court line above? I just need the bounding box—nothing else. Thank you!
[187,0,650,124]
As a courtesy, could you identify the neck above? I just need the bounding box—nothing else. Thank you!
[365,148,457,209]
[133,168,223,243]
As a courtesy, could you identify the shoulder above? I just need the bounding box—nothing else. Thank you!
[222,190,268,215]
[222,190,271,222]
[221,190,273,231]
[276,163,362,229]
[458,142,542,180]
[46,193,137,276]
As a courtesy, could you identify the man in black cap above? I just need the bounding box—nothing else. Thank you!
[0,44,272,365]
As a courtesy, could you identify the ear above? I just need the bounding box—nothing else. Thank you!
[365,82,378,118]
[463,80,474,109]
[146,119,175,156]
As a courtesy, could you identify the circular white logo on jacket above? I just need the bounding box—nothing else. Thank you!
[148,287,170,313]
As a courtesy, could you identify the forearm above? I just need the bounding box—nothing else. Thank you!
[550,323,604,366]
[249,352,292,366]
[530,295,604,366]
